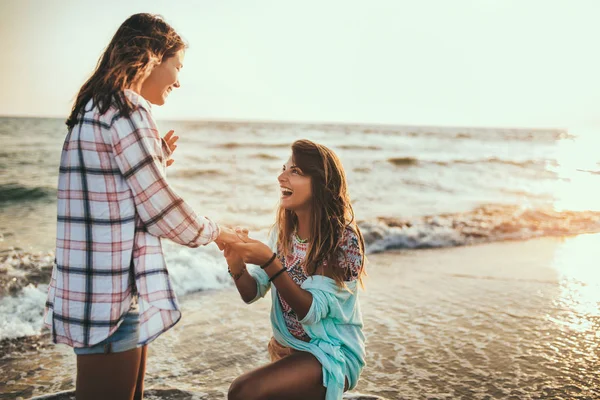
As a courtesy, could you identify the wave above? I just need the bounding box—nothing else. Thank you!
[0,244,234,340]
[337,144,382,151]
[435,157,554,169]
[387,157,419,166]
[353,166,372,173]
[387,157,554,169]
[0,249,55,340]
[171,168,223,178]
[0,229,270,340]
[218,142,289,149]
[357,125,572,142]
[252,153,280,160]
[0,231,277,341]
[0,284,48,340]
[5,205,600,340]
[0,183,56,203]
[577,169,600,176]
[360,204,600,253]
[400,178,455,193]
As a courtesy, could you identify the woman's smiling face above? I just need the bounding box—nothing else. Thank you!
[278,156,313,211]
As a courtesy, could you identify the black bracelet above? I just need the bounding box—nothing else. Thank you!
[268,268,287,282]
[261,252,277,269]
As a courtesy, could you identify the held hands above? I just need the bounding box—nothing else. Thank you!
[228,227,273,266]
[163,130,179,167]
[223,227,248,269]
[217,226,273,267]
[215,225,244,250]
[224,242,245,270]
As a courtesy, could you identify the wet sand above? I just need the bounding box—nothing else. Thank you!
[2,235,600,399]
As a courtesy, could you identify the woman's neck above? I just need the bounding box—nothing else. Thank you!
[128,82,142,95]
[295,209,311,241]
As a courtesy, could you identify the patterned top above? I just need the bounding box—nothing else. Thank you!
[277,226,363,341]
[44,89,219,348]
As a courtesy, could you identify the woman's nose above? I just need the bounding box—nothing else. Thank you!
[278,172,286,183]
[173,80,181,88]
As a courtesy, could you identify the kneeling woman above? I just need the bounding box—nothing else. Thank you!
[225,139,366,400]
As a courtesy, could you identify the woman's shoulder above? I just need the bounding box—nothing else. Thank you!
[108,90,155,129]
[340,225,362,254]
[76,90,152,128]
[337,225,364,281]
[123,89,151,111]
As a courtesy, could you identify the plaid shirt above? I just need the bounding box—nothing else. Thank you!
[44,90,219,348]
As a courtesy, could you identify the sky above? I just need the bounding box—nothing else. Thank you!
[1,0,599,130]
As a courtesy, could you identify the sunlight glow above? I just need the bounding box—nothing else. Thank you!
[550,233,600,332]
[549,134,600,212]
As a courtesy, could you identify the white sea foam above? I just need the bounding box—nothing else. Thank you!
[0,284,48,340]
[361,205,600,253]
[362,220,465,253]
[163,228,272,297]
[0,230,273,341]
[163,242,232,297]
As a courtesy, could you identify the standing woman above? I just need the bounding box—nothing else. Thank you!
[44,13,236,400]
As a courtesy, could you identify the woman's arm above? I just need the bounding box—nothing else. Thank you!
[264,257,313,319]
[232,269,259,303]
[231,227,364,321]
[224,245,258,303]
[110,104,220,247]
[229,240,313,319]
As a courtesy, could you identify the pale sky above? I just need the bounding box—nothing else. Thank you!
[1,0,599,130]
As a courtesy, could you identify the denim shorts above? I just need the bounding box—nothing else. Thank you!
[74,304,140,355]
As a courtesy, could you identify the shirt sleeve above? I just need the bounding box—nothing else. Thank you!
[299,228,364,325]
[338,228,364,281]
[245,265,271,304]
[298,275,358,326]
[110,104,219,247]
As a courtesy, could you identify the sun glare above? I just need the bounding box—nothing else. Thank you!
[550,233,600,333]
[549,133,600,212]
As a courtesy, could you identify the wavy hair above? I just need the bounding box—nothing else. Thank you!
[276,139,366,288]
[66,13,186,128]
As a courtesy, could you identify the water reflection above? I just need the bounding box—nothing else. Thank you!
[550,233,600,333]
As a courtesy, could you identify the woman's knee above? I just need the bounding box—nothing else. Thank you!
[228,374,261,400]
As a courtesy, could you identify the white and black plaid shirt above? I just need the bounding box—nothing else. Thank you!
[44,90,219,348]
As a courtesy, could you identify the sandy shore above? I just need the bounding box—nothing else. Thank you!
[2,235,599,399]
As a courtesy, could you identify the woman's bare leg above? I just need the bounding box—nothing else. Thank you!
[228,351,327,400]
[76,347,144,400]
[133,345,148,400]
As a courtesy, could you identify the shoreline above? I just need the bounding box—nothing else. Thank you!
[1,236,599,399]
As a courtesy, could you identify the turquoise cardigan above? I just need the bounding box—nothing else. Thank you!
[246,260,366,400]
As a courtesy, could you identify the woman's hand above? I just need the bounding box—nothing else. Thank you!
[215,225,244,249]
[224,244,245,270]
[229,234,274,266]
[223,227,249,270]
[162,130,179,167]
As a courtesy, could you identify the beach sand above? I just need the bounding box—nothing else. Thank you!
[2,235,599,399]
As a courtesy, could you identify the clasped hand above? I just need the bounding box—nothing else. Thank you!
[216,226,273,268]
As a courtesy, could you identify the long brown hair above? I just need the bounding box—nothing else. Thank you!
[276,139,366,288]
[66,13,186,128]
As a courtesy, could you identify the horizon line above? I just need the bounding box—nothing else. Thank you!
[0,113,569,132]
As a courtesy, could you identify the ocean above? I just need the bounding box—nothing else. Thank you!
[1,117,599,398]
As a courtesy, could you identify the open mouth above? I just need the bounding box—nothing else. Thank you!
[280,186,293,198]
